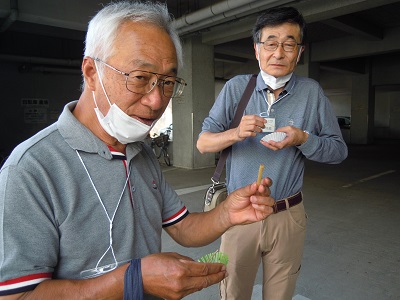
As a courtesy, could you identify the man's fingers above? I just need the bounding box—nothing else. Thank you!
[261,177,273,187]
[177,261,227,296]
[250,193,275,207]
[181,260,226,276]
[142,254,228,300]
[239,115,267,136]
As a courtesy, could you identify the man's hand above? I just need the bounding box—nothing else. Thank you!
[141,252,227,300]
[235,115,266,141]
[197,114,266,154]
[260,126,308,150]
[220,177,275,227]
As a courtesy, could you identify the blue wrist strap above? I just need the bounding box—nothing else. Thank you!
[123,259,144,300]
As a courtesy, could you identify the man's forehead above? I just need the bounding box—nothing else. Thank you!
[128,59,178,74]
[112,22,178,74]
[264,34,298,41]
[261,24,301,40]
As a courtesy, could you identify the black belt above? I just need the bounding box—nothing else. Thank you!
[274,192,302,214]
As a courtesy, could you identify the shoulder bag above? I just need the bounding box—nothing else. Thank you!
[203,74,257,212]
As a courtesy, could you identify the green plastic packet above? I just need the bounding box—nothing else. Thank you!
[197,250,228,266]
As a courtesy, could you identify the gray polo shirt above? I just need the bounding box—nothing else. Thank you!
[0,101,187,296]
[200,73,348,198]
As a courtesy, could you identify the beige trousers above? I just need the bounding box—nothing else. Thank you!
[220,200,307,300]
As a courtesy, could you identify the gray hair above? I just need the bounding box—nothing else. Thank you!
[252,7,306,45]
[84,1,183,69]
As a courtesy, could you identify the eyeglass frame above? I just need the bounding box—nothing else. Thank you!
[258,39,303,52]
[93,57,187,98]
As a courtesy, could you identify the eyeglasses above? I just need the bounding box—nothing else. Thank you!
[259,40,302,52]
[94,58,187,98]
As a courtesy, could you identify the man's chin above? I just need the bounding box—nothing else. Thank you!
[266,70,288,78]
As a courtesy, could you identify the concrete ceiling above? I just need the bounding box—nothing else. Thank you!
[1,0,400,78]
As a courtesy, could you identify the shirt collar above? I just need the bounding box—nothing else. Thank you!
[57,101,141,160]
[256,72,297,96]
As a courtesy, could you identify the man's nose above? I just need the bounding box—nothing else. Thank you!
[142,84,166,110]
[272,44,286,58]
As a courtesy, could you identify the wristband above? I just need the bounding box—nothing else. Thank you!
[296,130,310,146]
[123,259,144,300]
[301,130,310,145]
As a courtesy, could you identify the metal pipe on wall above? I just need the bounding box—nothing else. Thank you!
[0,0,18,32]
[173,0,259,29]
[0,54,81,67]
[173,0,292,36]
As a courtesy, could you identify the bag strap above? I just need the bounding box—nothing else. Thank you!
[212,74,257,183]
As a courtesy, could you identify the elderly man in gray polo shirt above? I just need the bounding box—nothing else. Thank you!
[0,2,275,300]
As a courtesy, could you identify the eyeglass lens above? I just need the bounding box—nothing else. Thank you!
[126,71,185,97]
[262,41,298,52]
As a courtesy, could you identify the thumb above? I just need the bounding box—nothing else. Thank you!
[234,182,258,198]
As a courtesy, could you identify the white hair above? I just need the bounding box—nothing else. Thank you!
[84,1,183,70]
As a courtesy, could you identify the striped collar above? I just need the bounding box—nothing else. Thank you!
[107,146,126,160]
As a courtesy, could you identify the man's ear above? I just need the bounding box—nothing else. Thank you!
[254,43,260,61]
[82,57,97,90]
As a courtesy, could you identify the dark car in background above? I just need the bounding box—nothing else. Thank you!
[337,116,351,129]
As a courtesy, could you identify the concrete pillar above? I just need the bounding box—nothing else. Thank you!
[351,63,374,144]
[172,36,215,169]
[295,45,320,81]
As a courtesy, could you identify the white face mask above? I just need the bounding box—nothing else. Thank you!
[256,44,301,90]
[260,70,293,90]
[93,60,156,144]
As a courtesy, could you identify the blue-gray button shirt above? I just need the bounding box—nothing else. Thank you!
[200,73,348,199]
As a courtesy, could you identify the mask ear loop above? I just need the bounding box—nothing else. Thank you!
[94,59,113,108]
[92,91,99,108]
[296,46,304,64]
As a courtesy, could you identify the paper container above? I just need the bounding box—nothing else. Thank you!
[261,131,286,142]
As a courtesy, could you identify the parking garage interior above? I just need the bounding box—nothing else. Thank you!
[0,1,399,299]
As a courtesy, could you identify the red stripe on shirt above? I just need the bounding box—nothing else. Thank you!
[108,146,134,207]
[0,273,52,286]
[162,206,188,226]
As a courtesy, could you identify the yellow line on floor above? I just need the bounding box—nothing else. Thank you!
[175,184,211,196]
[342,170,396,188]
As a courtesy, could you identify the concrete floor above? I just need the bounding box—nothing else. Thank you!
[160,141,400,300]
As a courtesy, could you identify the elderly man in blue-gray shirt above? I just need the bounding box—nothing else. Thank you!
[197,6,348,300]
